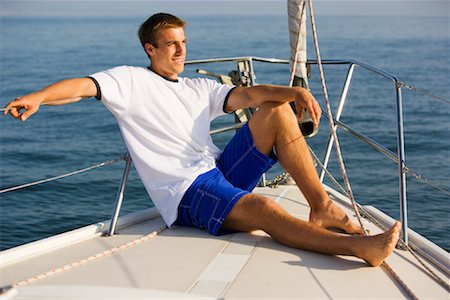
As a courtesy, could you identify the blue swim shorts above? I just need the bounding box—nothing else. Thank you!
[174,123,277,235]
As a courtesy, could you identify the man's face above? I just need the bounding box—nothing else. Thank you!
[146,27,186,80]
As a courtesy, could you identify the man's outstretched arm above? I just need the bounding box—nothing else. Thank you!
[3,77,97,121]
[226,85,322,129]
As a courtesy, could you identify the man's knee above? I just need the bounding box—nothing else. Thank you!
[240,194,279,215]
[223,194,281,232]
[258,102,296,122]
[249,102,299,152]
[253,103,299,138]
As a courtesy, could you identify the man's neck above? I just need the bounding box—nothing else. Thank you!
[148,67,179,83]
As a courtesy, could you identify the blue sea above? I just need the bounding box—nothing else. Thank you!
[0,15,449,251]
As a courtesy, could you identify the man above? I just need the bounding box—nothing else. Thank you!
[4,13,400,267]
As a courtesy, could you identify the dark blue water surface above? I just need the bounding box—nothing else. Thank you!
[1,15,449,251]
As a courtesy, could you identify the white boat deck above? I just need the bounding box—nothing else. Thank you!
[1,185,448,299]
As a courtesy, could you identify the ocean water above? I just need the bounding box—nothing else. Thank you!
[0,15,449,251]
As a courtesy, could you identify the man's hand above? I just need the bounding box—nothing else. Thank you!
[292,87,322,129]
[3,93,44,121]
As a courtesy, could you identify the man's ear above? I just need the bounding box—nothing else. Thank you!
[144,43,155,57]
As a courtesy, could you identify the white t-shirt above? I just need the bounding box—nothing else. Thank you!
[90,66,233,226]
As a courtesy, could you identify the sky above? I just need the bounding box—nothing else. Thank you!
[0,0,448,17]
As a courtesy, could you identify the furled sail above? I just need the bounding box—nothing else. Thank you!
[288,0,308,88]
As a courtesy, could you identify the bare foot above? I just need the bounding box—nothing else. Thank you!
[310,202,364,235]
[358,222,401,267]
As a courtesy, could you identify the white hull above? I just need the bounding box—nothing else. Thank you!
[1,184,448,299]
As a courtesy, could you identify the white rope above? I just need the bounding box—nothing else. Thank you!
[301,1,426,299]
[305,0,367,234]
[304,1,450,297]
[12,225,167,288]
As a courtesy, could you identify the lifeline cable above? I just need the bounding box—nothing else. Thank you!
[398,81,450,105]
[0,155,127,194]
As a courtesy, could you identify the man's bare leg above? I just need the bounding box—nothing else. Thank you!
[222,193,401,267]
[248,102,363,234]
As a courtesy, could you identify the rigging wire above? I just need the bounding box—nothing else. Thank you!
[308,146,348,196]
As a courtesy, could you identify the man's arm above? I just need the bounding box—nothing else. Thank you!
[3,77,97,121]
[226,85,322,128]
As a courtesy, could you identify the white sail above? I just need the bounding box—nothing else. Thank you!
[288,0,308,87]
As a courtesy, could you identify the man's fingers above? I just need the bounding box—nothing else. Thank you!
[5,105,20,118]
[20,106,38,121]
[12,109,21,119]
[3,97,39,121]
[305,95,321,128]
[4,98,21,114]
[310,102,320,128]
[296,109,304,122]
[315,104,322,127]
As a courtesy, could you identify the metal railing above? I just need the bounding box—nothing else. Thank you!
[176,57,447,244]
